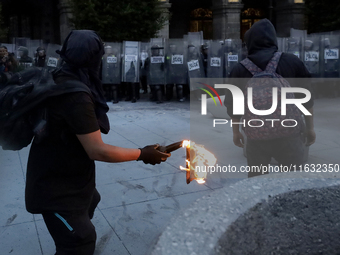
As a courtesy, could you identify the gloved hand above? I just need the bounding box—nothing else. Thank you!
[137,144,171,165]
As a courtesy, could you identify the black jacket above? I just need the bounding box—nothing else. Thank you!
[225,19,313,119]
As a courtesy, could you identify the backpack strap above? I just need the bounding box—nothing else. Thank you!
[240,58,263,76]
[50,80,93,100]
[264,52,282,73]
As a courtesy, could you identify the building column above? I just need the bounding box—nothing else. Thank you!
[275,0,306,37]
[212,0,244,40]
[58,0,74,44]
[157,0,172,39]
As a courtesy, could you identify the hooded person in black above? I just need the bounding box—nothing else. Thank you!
[25,30,170,255]
[53,30,110,134]
[224,19,316,177]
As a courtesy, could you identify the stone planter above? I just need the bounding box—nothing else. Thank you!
[152,172,340,255]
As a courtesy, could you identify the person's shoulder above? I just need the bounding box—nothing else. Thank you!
[278,52,310,77]
[229,62,251,78]
[280,52,301,62]
[280,52,307,70]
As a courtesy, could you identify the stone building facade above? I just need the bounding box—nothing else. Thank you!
[0,0,306,44]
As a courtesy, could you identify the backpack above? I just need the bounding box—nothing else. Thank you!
[0,67,92,150]
[240,52,304,140]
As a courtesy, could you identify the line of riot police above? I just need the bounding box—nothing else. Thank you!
[3,32,340,100]
[99,37,244,104]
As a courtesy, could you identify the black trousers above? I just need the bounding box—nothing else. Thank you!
[246,135,305,178]
[42,189,101,255]
[140,75,148,92]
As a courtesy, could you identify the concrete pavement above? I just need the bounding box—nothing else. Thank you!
[1,93,339,255]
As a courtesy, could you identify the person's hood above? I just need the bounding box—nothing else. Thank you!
[244,19,278,70]
[56,30,110,134]
[58,30,104,69]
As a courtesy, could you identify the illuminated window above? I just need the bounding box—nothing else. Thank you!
[241,8,265,40]
[294,0,304,3]
[190,8,213,39]
[228,0,240,2]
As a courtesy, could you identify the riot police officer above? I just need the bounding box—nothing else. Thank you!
[223,39,242,78]
[322,35,340,97]
[140,46,149,94]
[102,45,122,103]
[17,46,33,70]
[304,38,320,98]
[34,46,46,67]
[122,41,141,103]
[146,44,166,104]
[165,40,188,101]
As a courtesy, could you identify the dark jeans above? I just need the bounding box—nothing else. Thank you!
[42,189,101,255]
[246,135,305,178]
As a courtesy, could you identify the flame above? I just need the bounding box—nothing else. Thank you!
[179,166,187,171]
[196,179,206,184]
[180,160,190,171]
[180,140,216,184]
[182,140,190,148]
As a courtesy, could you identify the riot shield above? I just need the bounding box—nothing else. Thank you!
[186,43,205,83]
[303,35,321,77]
[14,37,34,70]
[101,42,122,84]
[187,32,204,49]
[165,39,187,85]
[122,41,140,83]
[13,37,30,57]
[290,28,307,39]
[147,38,166,85]
[277,37,285,52]
[45,44,62,70]
[241,42,248,61]
[223,39,242,77]
[321,34,340,78]
[206,41,223,78]
[285,37,302,60]
[140,42,149,78]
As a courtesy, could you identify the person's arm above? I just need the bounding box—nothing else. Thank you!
[77,130,170,164]
[62,91,170,165]
[77,130,140,162]
[304,107,316,146]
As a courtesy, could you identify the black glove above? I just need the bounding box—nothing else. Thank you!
[137,144,171,165]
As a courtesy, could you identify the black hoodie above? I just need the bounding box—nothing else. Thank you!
[225,19,313,119]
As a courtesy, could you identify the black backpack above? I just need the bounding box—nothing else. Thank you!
[0,67,92,150]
